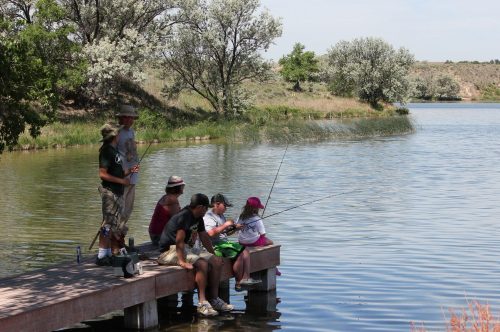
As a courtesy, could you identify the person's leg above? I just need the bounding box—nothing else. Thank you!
[233,249,251,283]
[193,258,209,303]
[122,184,135,223]
[207,256,223,300]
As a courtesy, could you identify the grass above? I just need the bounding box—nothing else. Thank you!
[410,300,500,332]
[14,69,415,151]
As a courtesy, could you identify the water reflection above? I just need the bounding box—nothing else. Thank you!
[2,103,500,331]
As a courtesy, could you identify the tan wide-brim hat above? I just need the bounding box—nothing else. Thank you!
[100,123,122,142]
[116,104,138,118]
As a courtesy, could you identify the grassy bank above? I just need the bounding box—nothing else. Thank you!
[15,72,415,150]
[16,106,413,150]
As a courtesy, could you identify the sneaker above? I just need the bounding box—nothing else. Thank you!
[197,301,218,317]
[239,278,261,286]
[95,256,112,266]
[209,297,234,312]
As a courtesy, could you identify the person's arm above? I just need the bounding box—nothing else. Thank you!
[165,196,181,215]
[99,167,130,185]
[175,229,193,269]
[206,218,234,237]
[199,231,215,254]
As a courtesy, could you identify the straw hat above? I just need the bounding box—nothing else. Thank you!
[166,176,185,188]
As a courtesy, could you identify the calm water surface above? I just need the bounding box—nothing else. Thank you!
[1,103,500,331]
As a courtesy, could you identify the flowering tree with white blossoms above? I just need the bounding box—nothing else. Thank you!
[327,37,415,109]
[61,0,178,100]
[160,0,282,116]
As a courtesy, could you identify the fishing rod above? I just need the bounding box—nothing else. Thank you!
[138,140,153,164]
[224,189,361,235]
[261,143,289,217]
[263,189,362,221]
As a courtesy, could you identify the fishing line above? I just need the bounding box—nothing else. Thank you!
[261,143,289,218]
[262,189,362,221]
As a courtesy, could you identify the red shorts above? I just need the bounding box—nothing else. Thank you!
[245,234,269,247]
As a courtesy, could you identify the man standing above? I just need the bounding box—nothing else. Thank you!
[97,123,139,264]
[116,104,139,243]
[158,193,234,316]
[204,193,260,290]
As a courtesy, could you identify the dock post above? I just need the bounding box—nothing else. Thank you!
[124,299,158,330]
[250,267,277,291]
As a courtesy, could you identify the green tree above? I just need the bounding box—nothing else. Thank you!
[160,0,282,116]
[327,37,414,108]
[0,0,84,153]
[434,75,460,100]
[278,43,319,91]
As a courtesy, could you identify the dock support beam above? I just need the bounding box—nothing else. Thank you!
[251,267,277,291]
[124,299,158,330]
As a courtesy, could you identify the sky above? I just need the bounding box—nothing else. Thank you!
[259,0,500,62]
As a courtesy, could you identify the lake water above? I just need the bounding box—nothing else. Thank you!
[1,103,500,331]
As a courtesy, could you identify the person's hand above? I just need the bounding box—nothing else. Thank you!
[235,223,244,230]
[224,220,234,229]
[179,261,193,270]
[130,165,140,173]
[123,177,131,186]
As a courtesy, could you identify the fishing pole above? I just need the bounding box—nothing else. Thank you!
[261,143,289,217]
[138,140,153,164]
[261,189,362,222]
[225,189,361,235]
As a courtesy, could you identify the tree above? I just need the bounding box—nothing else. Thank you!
[434,75,460,100]
[278,43,319,91]
[60,0,178,101]
[160,0,282,116]
[0,0,84,154]
[327,37,415,108]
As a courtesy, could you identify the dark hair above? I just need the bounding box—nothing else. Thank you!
[98,137,114,152]
[189,193,209,208]
[166,184,184,195]
[239,203,258,221]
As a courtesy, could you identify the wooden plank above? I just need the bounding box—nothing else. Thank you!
[0,244,280,332]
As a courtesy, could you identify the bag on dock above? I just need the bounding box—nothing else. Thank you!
[112,249,142,278]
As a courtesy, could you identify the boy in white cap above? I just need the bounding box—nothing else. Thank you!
[204,193,260,290]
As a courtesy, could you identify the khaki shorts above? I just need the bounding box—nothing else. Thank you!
[158,245,213,266]
[99,185,126,236]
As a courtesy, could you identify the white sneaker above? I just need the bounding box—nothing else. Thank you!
[197,301,218,316]
[209,297,234,312]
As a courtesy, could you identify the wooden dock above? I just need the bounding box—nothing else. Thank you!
[0,243,280,331]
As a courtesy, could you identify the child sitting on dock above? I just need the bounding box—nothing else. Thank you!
[237,196,281,276]
[203,193,261,290]
[237,197,274,246]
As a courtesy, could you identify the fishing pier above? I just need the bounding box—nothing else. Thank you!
[0,243,280,331]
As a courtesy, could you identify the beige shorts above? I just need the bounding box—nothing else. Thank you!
[158,245,213,266]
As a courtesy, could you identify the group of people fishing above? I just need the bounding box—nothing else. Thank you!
[97,104,276,317]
